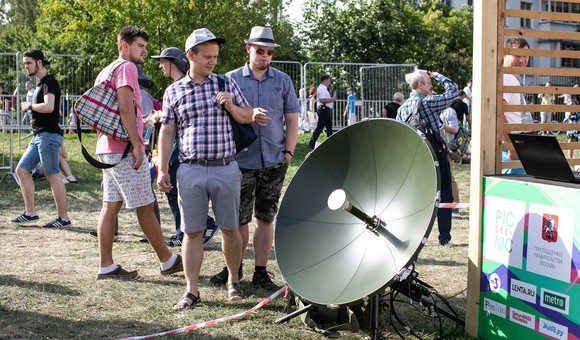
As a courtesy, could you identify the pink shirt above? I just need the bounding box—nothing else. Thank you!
[95,58,144,154]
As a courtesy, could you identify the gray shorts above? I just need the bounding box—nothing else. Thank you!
[177,161,242,233]
[99,153,154,209]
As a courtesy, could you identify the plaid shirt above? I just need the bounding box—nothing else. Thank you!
[160,73,249,161]
[396,74,459,143]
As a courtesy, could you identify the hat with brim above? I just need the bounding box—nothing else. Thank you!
[244,26,280,48]
[151,47,189,74]
[23,49,51,65]
[185,28,226,51]
[137,65,154,90]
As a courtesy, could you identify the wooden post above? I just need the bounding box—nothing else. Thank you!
[465,0,499,336]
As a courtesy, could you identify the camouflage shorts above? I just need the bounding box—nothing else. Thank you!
[239,159,289,225]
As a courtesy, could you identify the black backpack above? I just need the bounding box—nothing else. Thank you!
[449,126,469,157]
[405,99,449,160]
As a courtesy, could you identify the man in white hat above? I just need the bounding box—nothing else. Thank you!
[151,47,218,248]
[208,26,299,292]
[156,28,253,309]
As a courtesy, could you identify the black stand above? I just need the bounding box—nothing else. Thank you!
[369,294,381,340]
[274,304,313,324]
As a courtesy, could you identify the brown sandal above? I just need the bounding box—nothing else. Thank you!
[227,282,244,301]
[173,292,200,311]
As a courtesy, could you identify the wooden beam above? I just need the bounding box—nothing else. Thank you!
[503,86,580,95]
[505,9,580,22]
[504,104,580,112]
[466,0,499,336]
[504,47,580,59]
[504,28,580,41]
[504,67,580,77]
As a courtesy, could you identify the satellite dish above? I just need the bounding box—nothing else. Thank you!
[275,119,440,307]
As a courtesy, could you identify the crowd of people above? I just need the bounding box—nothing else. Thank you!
[9,25,298,311]
[10,25,576,312]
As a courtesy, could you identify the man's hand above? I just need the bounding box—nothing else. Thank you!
[21,102,31,111]
[157,170,172,193]
[132,149,144,170]
[253,107,271,127]
[216,91,233,110]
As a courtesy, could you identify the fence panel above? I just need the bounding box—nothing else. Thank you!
[304,62,415,130]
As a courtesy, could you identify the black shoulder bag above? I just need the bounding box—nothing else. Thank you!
[217,75,257,153]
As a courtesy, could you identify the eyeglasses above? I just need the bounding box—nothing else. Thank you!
[254,47,275,56]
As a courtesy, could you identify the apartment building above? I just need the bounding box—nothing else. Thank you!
[447,0,579,87]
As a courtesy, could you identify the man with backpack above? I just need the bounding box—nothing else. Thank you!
[396,69,458,246]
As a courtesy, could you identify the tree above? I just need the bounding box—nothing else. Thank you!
[2,0,301,97]
[299,0,473,86]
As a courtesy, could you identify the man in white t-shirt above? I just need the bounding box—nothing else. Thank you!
[309,74,337,148]
[502,37,529,173]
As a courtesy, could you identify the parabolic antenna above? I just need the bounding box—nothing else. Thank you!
[275,119,440,307]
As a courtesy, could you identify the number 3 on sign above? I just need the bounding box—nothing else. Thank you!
[489,273,501,293]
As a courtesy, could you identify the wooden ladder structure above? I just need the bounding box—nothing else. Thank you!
[467,0,580,336]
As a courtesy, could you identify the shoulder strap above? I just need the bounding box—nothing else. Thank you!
[217,74,225,92]
[405,98,424,123]
[216,75,232,118]
[77,127,131,169]
[107,60,127,83]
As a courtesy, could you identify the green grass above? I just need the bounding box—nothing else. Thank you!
[0,131,472,339]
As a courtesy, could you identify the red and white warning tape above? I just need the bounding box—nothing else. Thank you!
[437,202,470,209]
[119,286,286,340]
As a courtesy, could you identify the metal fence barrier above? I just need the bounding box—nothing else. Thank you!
[0,111,18,184]
[3,52,576,179]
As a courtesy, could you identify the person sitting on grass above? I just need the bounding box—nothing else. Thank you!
[31,144,77,184]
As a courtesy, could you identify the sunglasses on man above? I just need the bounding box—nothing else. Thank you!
[253,47,275,56]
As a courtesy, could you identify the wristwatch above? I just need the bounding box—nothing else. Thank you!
[283,150,294,157]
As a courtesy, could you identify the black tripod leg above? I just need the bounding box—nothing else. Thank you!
[370,294,381,340]
[274,304,313,324]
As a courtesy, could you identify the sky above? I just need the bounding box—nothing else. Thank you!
[286,0,305,23]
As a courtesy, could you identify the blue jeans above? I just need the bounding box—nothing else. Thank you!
[501,150,525,174]
[437,156,453,243]
[18,132,63,176]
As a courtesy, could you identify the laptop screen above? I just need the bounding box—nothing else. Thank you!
[508,133,577,182]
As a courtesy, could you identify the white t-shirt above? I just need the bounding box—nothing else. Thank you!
[441,107,458,143]
[463,86,472,106]
[316,84,333,109]
[503,74,524,124]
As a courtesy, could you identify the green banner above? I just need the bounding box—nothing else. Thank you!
[479,176,580,340]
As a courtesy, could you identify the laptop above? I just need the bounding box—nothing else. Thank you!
[508,133,580,184]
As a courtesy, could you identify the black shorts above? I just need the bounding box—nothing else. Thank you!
[239,159,289,225]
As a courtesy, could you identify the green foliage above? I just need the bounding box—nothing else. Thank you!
[1,0,300,97]
[300,0,473,86]
[0,0,474,94]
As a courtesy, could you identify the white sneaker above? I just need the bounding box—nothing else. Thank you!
[66,175,78,183]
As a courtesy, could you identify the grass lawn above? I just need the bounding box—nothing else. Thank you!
[0,130,473,339]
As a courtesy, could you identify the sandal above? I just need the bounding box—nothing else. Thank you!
[227,282,244,301]
[173,292,200,311]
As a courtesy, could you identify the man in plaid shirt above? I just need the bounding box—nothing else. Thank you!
[157,28,253,310]
[397,69,458,246]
